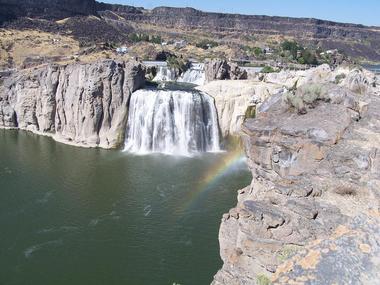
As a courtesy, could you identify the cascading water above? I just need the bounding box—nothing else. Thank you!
[124,89,221,156]
[153,66,177,82]
[178,63,206,85]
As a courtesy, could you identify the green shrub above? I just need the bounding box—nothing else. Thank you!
[256,274,272,285]
[166,56,190,74]
[128,33,162,44]
[301,49,318,65]
[334,73,346,84]
[261,66,275,73]
[277,245,300,262]
[196,39,219,50]
[285,84,328,114]
[245,105,256,119]
[243,46,263,57]
[281,40,299,59]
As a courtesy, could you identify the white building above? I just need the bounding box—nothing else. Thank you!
[174,40,187,48]
[116,47,128,54]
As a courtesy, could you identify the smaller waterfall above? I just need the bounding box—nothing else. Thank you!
[178,63,206,85]
[124,89,220,156]
[153,66,177,82]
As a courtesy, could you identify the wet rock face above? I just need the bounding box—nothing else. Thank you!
[0,60,145,148]
[212,82,380,284]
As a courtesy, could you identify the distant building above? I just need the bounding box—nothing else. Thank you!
[116,47,128,54]
[174,40,187,48]
[264,47,274,55]
[321,49,339,56]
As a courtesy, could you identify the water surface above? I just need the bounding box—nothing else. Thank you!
[0,130,251,285]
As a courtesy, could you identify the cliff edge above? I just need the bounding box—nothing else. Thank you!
[213,72,380,284]
[0,60,145,148]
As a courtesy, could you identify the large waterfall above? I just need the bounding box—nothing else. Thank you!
[124,89,221,156]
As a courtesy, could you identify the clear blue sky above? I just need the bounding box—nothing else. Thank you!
[101,0,380,26]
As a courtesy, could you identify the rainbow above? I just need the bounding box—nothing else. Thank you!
[178,148,247,213]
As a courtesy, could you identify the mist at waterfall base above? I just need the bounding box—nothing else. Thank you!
[0,129,251,285]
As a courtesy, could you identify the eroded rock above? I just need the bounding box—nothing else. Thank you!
[0,60,145,148]
[212,77,380,284]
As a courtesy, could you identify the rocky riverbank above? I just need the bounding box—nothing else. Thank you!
[0,60,145,148]
[212,67,380,284]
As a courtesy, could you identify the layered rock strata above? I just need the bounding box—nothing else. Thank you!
[0,60,145,148]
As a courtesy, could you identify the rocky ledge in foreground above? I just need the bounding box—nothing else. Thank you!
[0,60,145,148]
[213,78,380,284]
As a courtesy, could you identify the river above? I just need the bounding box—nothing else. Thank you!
[0,129,251,285]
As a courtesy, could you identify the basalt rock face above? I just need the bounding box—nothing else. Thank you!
[212,80,380,284]
[0,0,97,23]
[0,60,145,148]
[121,7,380,62]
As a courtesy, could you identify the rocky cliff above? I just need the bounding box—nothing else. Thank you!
[0,0,98,23]
[212,69,380,284]
[118,7,380,62]
[1,1,379,62]
[0,60,145,148]
[198,80,282,137]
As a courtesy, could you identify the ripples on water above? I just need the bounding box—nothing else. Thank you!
[0,130,251,285]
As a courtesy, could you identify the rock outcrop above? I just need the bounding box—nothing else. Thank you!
[212,74,380,284]
[205,60,248,82]
[198,80,283,137]
[200,65,378,138]
[0,60,145,148]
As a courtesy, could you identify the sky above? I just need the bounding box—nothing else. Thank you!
[100,0,380,26]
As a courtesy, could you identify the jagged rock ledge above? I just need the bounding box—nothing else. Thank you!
[0,60,145,149]
[212,72,380,284]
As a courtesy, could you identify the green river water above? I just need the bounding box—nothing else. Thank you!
[0,129,251,285]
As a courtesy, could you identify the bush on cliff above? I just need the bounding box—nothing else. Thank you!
[166,56,190,74]
[261,66,276,73]
[285,84,329,114]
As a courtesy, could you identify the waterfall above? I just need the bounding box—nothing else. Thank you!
[153,66,177,82]
[124,89,220,156]
[178,63,206,85]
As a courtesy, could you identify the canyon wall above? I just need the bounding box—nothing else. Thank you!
[1,1,379,62]
[0,0,98,22]
[0,60,145,148]
[212,71,380,284]
[117,7,380,62]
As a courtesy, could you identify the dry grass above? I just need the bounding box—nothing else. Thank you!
[0,29,80,69]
